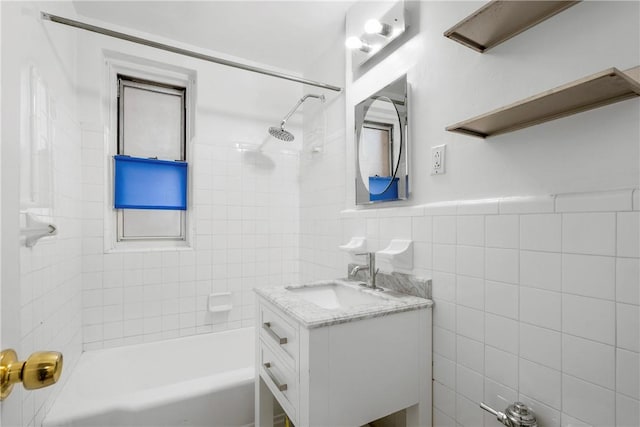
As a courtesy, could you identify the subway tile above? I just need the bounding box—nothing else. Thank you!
[617,303,640,352]
[413,242,433,270]
[555,190,632,213]
[485,281,518,320]
[520,287,561,331]
[560,413,592,427]
[616,393,640,427]
[562,213,616,256]
[433,353,456,389]
[520,250,561,291]
[485,313,519,354]
[456,393,484,427]
[433,299,455,332]
[519,323,561,370]
[562,374,615,427]
[379,216,411,240]
[433,382,456,419]
[518,394,560,427]
[456,216,484,246]
[456,245,484,278]
[484,378,517,418]
[433,216,457,244]
[562,334,615,389]
[456,275,484,310]
[520,214,561,252]
[485,346,518,390]
[616,349,640,399]
[433,409,456,427]
[433,326,456,360]
[499,196,555,214]
[486,248,519,284]
[456,305,484,341]
[456,335,484,373]
[457,364,484,402]
[617,258,640,304]
[562,294,615,345]
[520,359,562,409]
[432,271,456,302]
[486,215,519,249]
[562,254,615,300]
[457,199,499,215]
[433,244,456,273]
[618,212,640,258]
[412,216,433,243]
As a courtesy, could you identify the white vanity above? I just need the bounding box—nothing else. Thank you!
[254,279,432,427]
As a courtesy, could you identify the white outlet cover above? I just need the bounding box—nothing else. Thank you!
[431,144,446,175]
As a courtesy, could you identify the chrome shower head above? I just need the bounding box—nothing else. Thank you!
[268,126,295,142]
[268,93,325,143]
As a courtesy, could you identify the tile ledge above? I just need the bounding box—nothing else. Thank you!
[341,188,638,218]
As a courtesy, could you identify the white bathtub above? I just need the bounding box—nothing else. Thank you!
[44,327,255,427]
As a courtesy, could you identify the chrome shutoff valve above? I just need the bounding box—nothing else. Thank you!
[480,402,538,427]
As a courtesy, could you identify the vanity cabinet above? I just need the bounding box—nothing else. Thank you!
[255,295,432,427]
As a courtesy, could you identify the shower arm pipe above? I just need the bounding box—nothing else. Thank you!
[278,94,325,128]
[40,12,342,93]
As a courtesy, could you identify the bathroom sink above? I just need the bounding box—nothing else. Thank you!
[286,282,386,310]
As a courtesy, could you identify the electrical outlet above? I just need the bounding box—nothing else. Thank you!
[431,144,446,175]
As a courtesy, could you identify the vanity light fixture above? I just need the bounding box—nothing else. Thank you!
[345,36,371,53]
[364,19,392,37]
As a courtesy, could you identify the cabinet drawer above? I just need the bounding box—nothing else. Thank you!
[259,301,299,369]
[260,339,298,422]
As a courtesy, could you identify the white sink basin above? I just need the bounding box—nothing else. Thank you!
[286,282,385,310]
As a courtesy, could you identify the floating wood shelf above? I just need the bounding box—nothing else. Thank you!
[444,1,580,53]
[446,67,640,138]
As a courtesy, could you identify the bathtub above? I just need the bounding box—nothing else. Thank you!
[44,327,255,427]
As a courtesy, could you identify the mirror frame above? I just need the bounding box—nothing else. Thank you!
[355,75,409,205]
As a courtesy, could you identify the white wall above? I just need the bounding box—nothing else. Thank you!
[300,35,347,282]
[303,1,640,426]
[346,1,639,206]
[75,21,303,350]
[1,2,83,426]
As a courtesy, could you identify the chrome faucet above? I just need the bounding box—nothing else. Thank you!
[351,252,383,291]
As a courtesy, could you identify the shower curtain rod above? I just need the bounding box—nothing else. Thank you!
[41,12,342,92]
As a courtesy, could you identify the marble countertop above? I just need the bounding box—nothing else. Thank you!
[254,279,433,329]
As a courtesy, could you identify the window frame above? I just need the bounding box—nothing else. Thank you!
[104,55,195,252]
[115,75,187,243]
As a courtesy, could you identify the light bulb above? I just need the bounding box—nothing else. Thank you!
[345,36,363,49]
[364,19,391,37]
[345,36,371,53]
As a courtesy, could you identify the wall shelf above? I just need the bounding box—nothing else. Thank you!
[444,1,580,53]
[446,67,640,138]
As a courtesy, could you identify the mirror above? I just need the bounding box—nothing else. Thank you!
[355,75,408,205]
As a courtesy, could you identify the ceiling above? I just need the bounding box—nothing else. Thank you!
[72,1,354,74]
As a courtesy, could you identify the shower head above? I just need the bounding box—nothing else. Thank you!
[268,93,325,142]
[268,126,295,142]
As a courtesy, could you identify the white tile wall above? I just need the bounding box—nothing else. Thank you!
[81,127,301,350]
[19,104,83,425]
[332,189,639,426]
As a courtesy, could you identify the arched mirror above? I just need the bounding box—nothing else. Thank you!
[355,75,408,205]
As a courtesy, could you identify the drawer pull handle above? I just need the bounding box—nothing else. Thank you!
[263,362,288,391]
[263,322,288,345]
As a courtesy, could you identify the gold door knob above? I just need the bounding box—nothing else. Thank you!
[0,349,63,401]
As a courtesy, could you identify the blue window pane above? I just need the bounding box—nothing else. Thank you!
[114,155,187,210]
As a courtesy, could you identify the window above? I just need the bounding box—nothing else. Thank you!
[116,75,187,241]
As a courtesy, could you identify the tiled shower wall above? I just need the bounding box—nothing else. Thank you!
[17,104,83,427]
[2,2,84,425]
[340,190,639,427]
[80,128,300,350]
